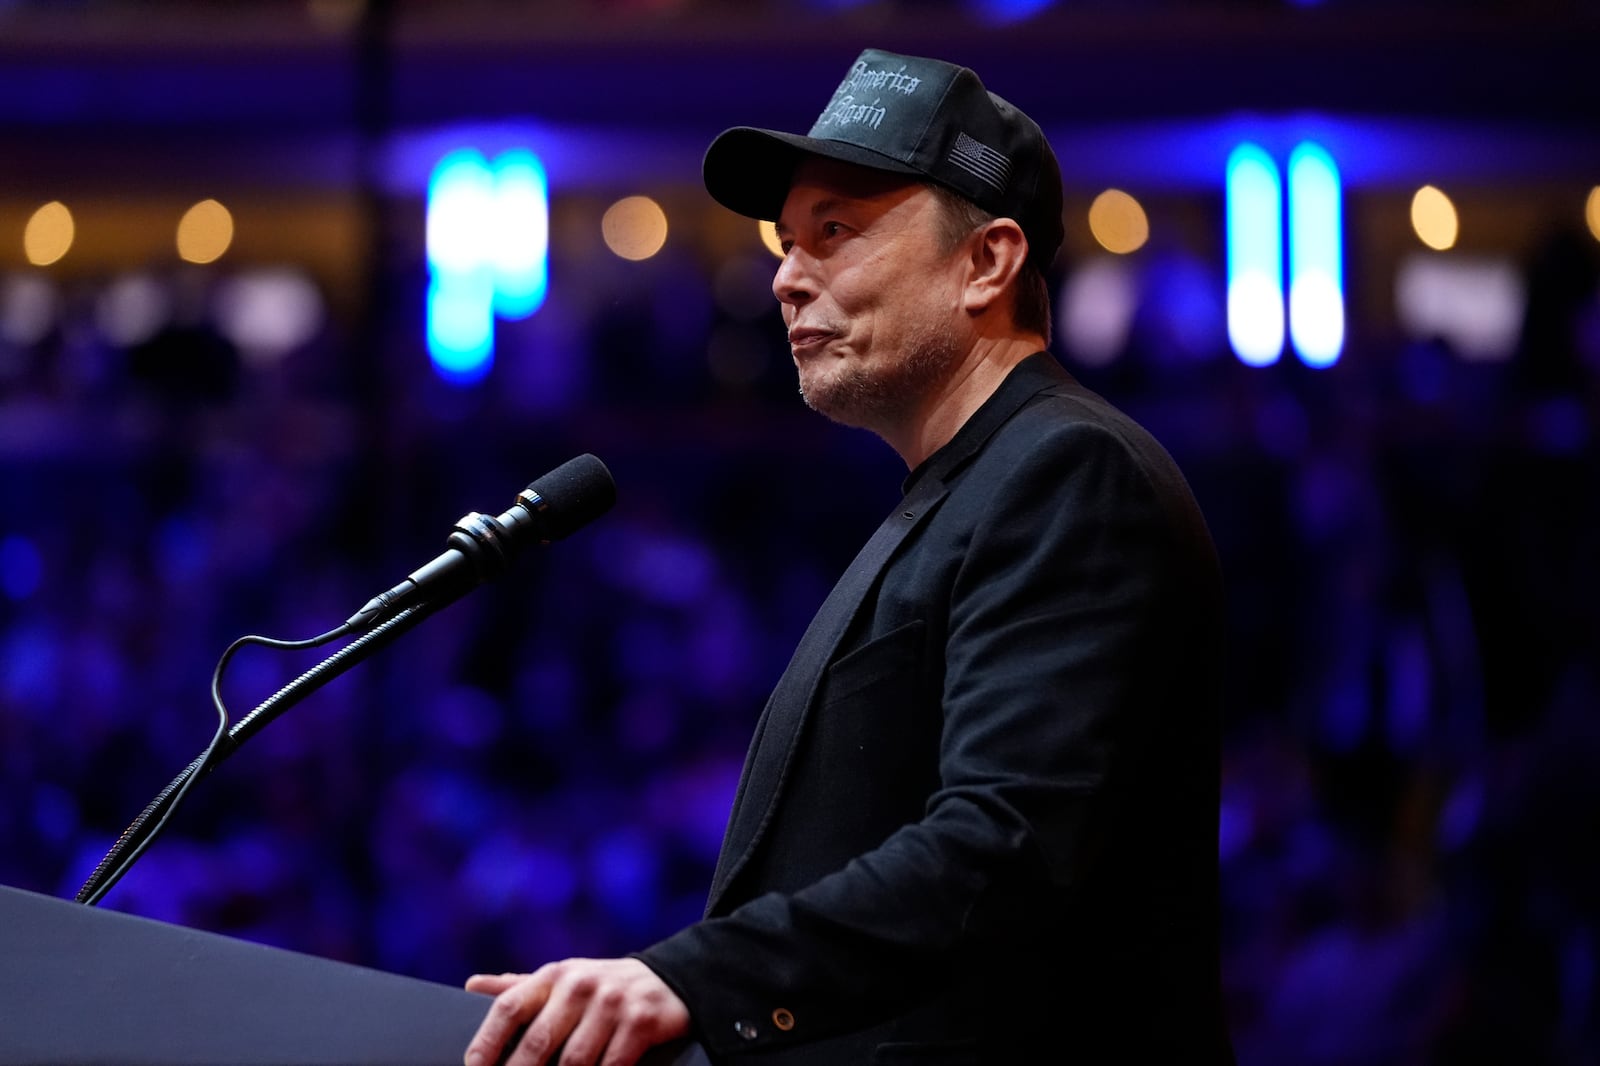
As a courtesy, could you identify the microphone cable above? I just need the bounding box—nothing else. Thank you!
[76,618,361,906]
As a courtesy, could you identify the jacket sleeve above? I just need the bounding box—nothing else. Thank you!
[635,419,1184,1058]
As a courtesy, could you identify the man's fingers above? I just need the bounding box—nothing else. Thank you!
[594,1011,659,1066]
[555,992,622,1066]
[506,972,593,1066]
[464,958,689,1066]
[466,972,521,995]
[465,968,555,1066]
[597,964,692,1066]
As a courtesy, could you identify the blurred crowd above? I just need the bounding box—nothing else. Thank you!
[2,221,1598,1064]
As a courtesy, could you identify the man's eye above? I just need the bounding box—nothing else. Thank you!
[821,221,845,238]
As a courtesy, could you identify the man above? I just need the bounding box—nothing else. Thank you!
[467,48,1232,1065]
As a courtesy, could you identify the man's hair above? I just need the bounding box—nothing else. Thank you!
[925,183,1053,345]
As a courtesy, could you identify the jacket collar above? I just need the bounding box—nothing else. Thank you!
[903,352,1075,495]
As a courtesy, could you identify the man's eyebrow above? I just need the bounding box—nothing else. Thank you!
[774,197,850,237]
[809,196,846,219]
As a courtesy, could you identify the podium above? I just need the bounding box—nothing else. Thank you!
[0,885,708,1065]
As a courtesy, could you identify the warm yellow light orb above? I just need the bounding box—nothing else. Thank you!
[1411,185,1458,251]
[1585,186,1600,244]
[24,201,74,266]
[601,196,669,261]
[177,199,235,264]
[1087,189,1149,255]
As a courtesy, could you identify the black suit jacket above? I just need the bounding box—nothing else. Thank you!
[640,354,1232,1064]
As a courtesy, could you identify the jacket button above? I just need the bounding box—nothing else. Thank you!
[771,1008,795,1031]
[734,1020,759,1041]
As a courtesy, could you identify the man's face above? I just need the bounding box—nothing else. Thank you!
[771,157,973,433]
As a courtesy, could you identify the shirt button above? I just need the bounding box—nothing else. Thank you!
[772,1007,796,1031]
[734,1019,759,1041]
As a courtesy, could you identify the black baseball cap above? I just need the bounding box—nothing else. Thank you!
[703,48,1064,268]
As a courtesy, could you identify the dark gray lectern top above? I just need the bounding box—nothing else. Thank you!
[0,884,708,1066]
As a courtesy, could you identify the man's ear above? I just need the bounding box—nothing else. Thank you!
[963,217,1029,315]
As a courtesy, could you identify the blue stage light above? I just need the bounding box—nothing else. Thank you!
[427,149,495,382]
[1226,143,1285,366]
[425,147,549,385]
[427,149,494,276]
[427,275,494,385]
[1288,142,1344,368]
[970,0,1054,23]
[490,149,549,320]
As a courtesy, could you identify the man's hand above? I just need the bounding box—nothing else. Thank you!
[464,957,690,1066]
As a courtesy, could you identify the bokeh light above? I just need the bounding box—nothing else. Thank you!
[94,274,172,347]
[215,269,326,366]
[23,202,74,266]
[969,0,1054,23]
[427,273,494,383]
[1087,189,1149,255]
[1226,143,1285,366]
[1586,186,1600,243]
[1060,257,1137,366]
[1,274,59,346]
[176,199,235,264]
[1287,142,1344,368]
[601,196,668,261]
[1395,253,1524,362]
[425,148,497,384]
[427,149,495,275]
[1411,185,1458,251]
[758,220,783,258]
[488,149,549,320]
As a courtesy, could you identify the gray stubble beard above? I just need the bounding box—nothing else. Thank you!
[797,319,963,438]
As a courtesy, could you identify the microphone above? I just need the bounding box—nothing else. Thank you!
[347,454,615,629]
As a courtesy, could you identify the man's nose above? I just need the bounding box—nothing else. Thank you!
[772,248,815,307]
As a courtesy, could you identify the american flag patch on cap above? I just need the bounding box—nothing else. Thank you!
[948,131,1011,192]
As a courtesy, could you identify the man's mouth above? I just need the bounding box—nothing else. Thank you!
[787,327,836,354]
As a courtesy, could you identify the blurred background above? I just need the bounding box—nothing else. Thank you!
[2,1,1599,1062]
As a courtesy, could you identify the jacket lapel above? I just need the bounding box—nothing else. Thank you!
[705,474,946,913]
